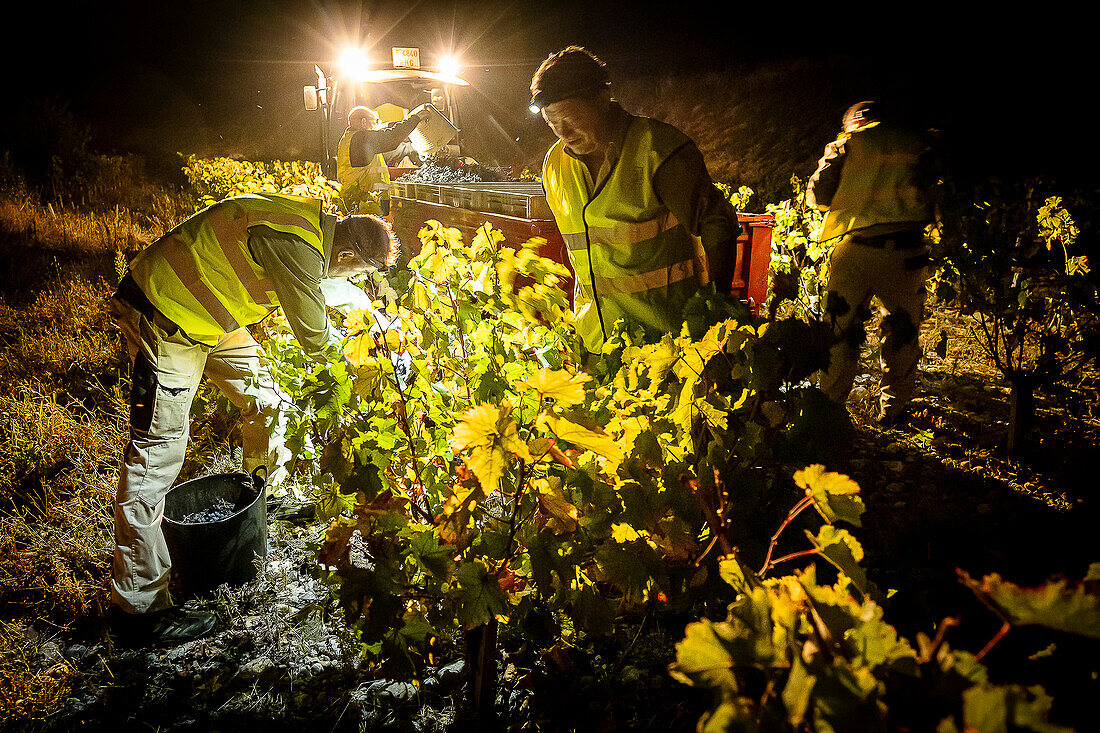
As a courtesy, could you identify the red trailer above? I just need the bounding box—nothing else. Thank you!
[388,176,773,311]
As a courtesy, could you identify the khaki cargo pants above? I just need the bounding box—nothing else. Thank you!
[818,231,931,420]
[110,297,293,613]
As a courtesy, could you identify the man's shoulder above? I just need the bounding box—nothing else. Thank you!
[626,114,693,152]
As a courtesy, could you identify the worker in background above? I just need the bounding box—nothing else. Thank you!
[532,46,740,356]
[336,105,430,216]
[807,100,939,427]
[108,193,398,644]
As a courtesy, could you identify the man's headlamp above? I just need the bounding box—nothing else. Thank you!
[528,79,610,114]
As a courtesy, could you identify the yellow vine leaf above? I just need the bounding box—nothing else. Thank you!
[674,319,732,383]
[343,333,375,368]
[794,464,860,495]
[499,418,533,463]
[539,414,624,464]
[465,445,508,494]
[535,477,579,534]
[640,336,679,382]
[794,464,864,527]
[518,368,590,408]
[451,403,529,471]
[343,308,372,336]
[450,404,501,453]
[612,523,644,543]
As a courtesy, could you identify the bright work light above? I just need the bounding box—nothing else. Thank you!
[528,103,541,115]
[339,48,370,81]
[439,55,461,79]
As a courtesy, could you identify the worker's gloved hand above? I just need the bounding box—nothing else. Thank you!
[319,278,375,314]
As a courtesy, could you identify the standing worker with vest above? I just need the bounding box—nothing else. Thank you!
[107,193,398,644]
[337,105,430,216]
[807,100,939,426]
[531,46,740,355]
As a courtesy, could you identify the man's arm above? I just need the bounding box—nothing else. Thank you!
[806,136,847,211]
[348,113,426,167]
[653,143,741,295]
[247,227,336,363]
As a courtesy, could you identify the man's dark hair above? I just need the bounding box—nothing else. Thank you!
[530,46,610,108]
[339,214,400,268]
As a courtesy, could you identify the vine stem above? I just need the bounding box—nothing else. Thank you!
[917,617,960,664]
[691,478,732,556]
[757,495,813,578]
[762,548,819,573]
[442,283,474,405]
[502,462,531,564]
[975,622,1011,662]
[370,309,434,524]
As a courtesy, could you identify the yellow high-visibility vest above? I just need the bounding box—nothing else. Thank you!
[820,121,934,241]
[336,127,390,216]
[129,193,326,346]
[542,116,707,352]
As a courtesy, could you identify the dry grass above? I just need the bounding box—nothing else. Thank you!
[0,621,80,727]
[0,162,204,724]
[0,385,121,620]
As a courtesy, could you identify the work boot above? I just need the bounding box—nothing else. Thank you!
[107,604,218,647]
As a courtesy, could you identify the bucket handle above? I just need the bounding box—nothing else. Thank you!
[250,465,268,490]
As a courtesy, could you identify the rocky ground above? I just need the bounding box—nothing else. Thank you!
[28,518,711,733]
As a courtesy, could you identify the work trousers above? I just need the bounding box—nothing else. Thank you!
[109,297,292,613]
[818,232,931,419]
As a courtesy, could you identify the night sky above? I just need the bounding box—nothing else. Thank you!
[7,1,1097,186]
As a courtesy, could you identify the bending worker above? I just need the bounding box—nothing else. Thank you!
[336,105,431,216]
[807,100,939,427]
[108,193,398,644]
[531,46,740,355]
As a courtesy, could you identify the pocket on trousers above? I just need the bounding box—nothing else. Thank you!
[130,352,190,441]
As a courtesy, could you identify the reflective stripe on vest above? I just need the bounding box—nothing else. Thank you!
[820,122,933,241]
[129,193,325,345]
[543,115,704,351]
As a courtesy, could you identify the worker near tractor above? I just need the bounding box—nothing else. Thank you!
[807,100,939,427]
[107,193,397,644]
[531,46,741,355]
[336,105,431,216]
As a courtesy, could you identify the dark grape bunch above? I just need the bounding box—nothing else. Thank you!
[396,152,508,184]
[399,160,483,184]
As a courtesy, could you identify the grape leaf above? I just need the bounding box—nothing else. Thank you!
[806,525,883,603]
[454,560,509,629]
[464,444,508,494]
[517,367,590,407]
[535,477,579,534]
[959,570,1100,639]
[449,403,501,453]
[794,464,864,527]
[540,414,624,463]
[668,619,738,689]
[782,655,817,725]
[407,529,454,577]
[718,553,754,596]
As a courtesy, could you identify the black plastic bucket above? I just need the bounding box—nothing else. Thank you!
[162,470,268,597]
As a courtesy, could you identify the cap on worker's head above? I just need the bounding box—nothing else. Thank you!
[529,46,610,112]
[842,100,880,132]
[348,105,379,127]
[338,213,400,268]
